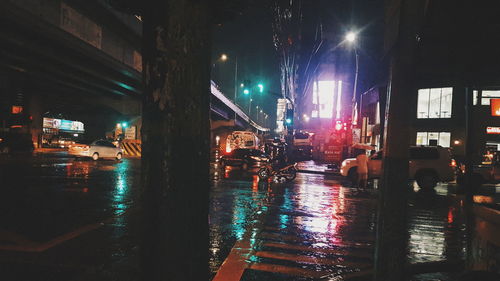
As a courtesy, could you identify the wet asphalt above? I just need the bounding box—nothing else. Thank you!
[0,152,494,280]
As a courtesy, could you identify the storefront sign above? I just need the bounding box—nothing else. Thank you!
[491,99,500,116]
[486,127,500,134]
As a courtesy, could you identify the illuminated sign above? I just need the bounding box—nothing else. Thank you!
[491,99,500,116]
[43,118,84,132]
[486,127,500,134]
[11,105,23,114]
[312,80,343,119]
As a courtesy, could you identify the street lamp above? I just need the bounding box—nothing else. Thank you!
[218,53,238,105]
[345,32,357,43]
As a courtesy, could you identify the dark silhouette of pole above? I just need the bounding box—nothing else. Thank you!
[375,1,425,280]
[141,1,210,280]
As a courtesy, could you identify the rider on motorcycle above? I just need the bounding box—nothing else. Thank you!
[270,138,288,170]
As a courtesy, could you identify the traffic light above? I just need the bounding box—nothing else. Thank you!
[257,83,264,93]
[121,122,128,128]
[243,88,250,95]
[285,108,294,127]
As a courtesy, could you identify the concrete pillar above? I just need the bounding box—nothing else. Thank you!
[28,93,43,148]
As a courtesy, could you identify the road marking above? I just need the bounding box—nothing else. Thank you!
[0,208,135,252]
[258,231,374,248]
[248,263,330,278]
[211,239,253,281]
[0,220,108,252]
[256,250,372,268]
[262,242,373,259]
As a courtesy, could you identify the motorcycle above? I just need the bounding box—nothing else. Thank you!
[258,162,298,182]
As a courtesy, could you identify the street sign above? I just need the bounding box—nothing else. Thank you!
[125,126,136,140]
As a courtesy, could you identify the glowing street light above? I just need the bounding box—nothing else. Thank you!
[220,54,228,61]
[345,32,357,43]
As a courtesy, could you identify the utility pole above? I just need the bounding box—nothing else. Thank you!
[234,57,238,121]
[374,0,425,280]
[141,1,210,280]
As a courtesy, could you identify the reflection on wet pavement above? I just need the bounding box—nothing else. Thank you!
[210,170,467,280]
[0,155,141,280]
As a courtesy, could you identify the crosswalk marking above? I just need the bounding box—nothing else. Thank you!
[255,250,372,268]
[262,242,374,259]
[248,263,331,279]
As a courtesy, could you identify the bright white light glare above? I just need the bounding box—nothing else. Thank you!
[220,54,228,61]
[346,32,356,43]
[336,80,342,119]
[313,81,336,119]
[73,134,79,137]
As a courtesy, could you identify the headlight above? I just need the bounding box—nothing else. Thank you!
[341,161,347,167]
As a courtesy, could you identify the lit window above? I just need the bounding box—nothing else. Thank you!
[416,132,451,147]
[417,87,453,119]
[416,132,428,145]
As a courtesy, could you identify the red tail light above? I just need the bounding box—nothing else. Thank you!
[450,159,457,167]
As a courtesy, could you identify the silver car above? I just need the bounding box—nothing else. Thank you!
[69,140,123,161]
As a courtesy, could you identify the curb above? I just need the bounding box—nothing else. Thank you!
[298,169,341,176]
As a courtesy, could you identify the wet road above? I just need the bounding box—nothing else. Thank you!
[0,153,493,280]
[0,152,141,281]
[210,166,471,281]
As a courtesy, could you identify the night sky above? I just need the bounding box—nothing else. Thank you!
[211,0,385,126]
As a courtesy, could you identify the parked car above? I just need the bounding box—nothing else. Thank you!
[456,163,500,186]
[340,146,456,189]
[69,140,123,161]
[0,133,34,153]
[219,148,269,170]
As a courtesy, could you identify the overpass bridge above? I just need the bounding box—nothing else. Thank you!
[210,81,270,134]
[0,1,269,146]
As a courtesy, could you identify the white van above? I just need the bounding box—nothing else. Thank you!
[224,131,259,153]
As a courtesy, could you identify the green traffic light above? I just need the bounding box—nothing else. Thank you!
[258,83,264,93]
[243,89,250,95]
[121,122,128,128]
